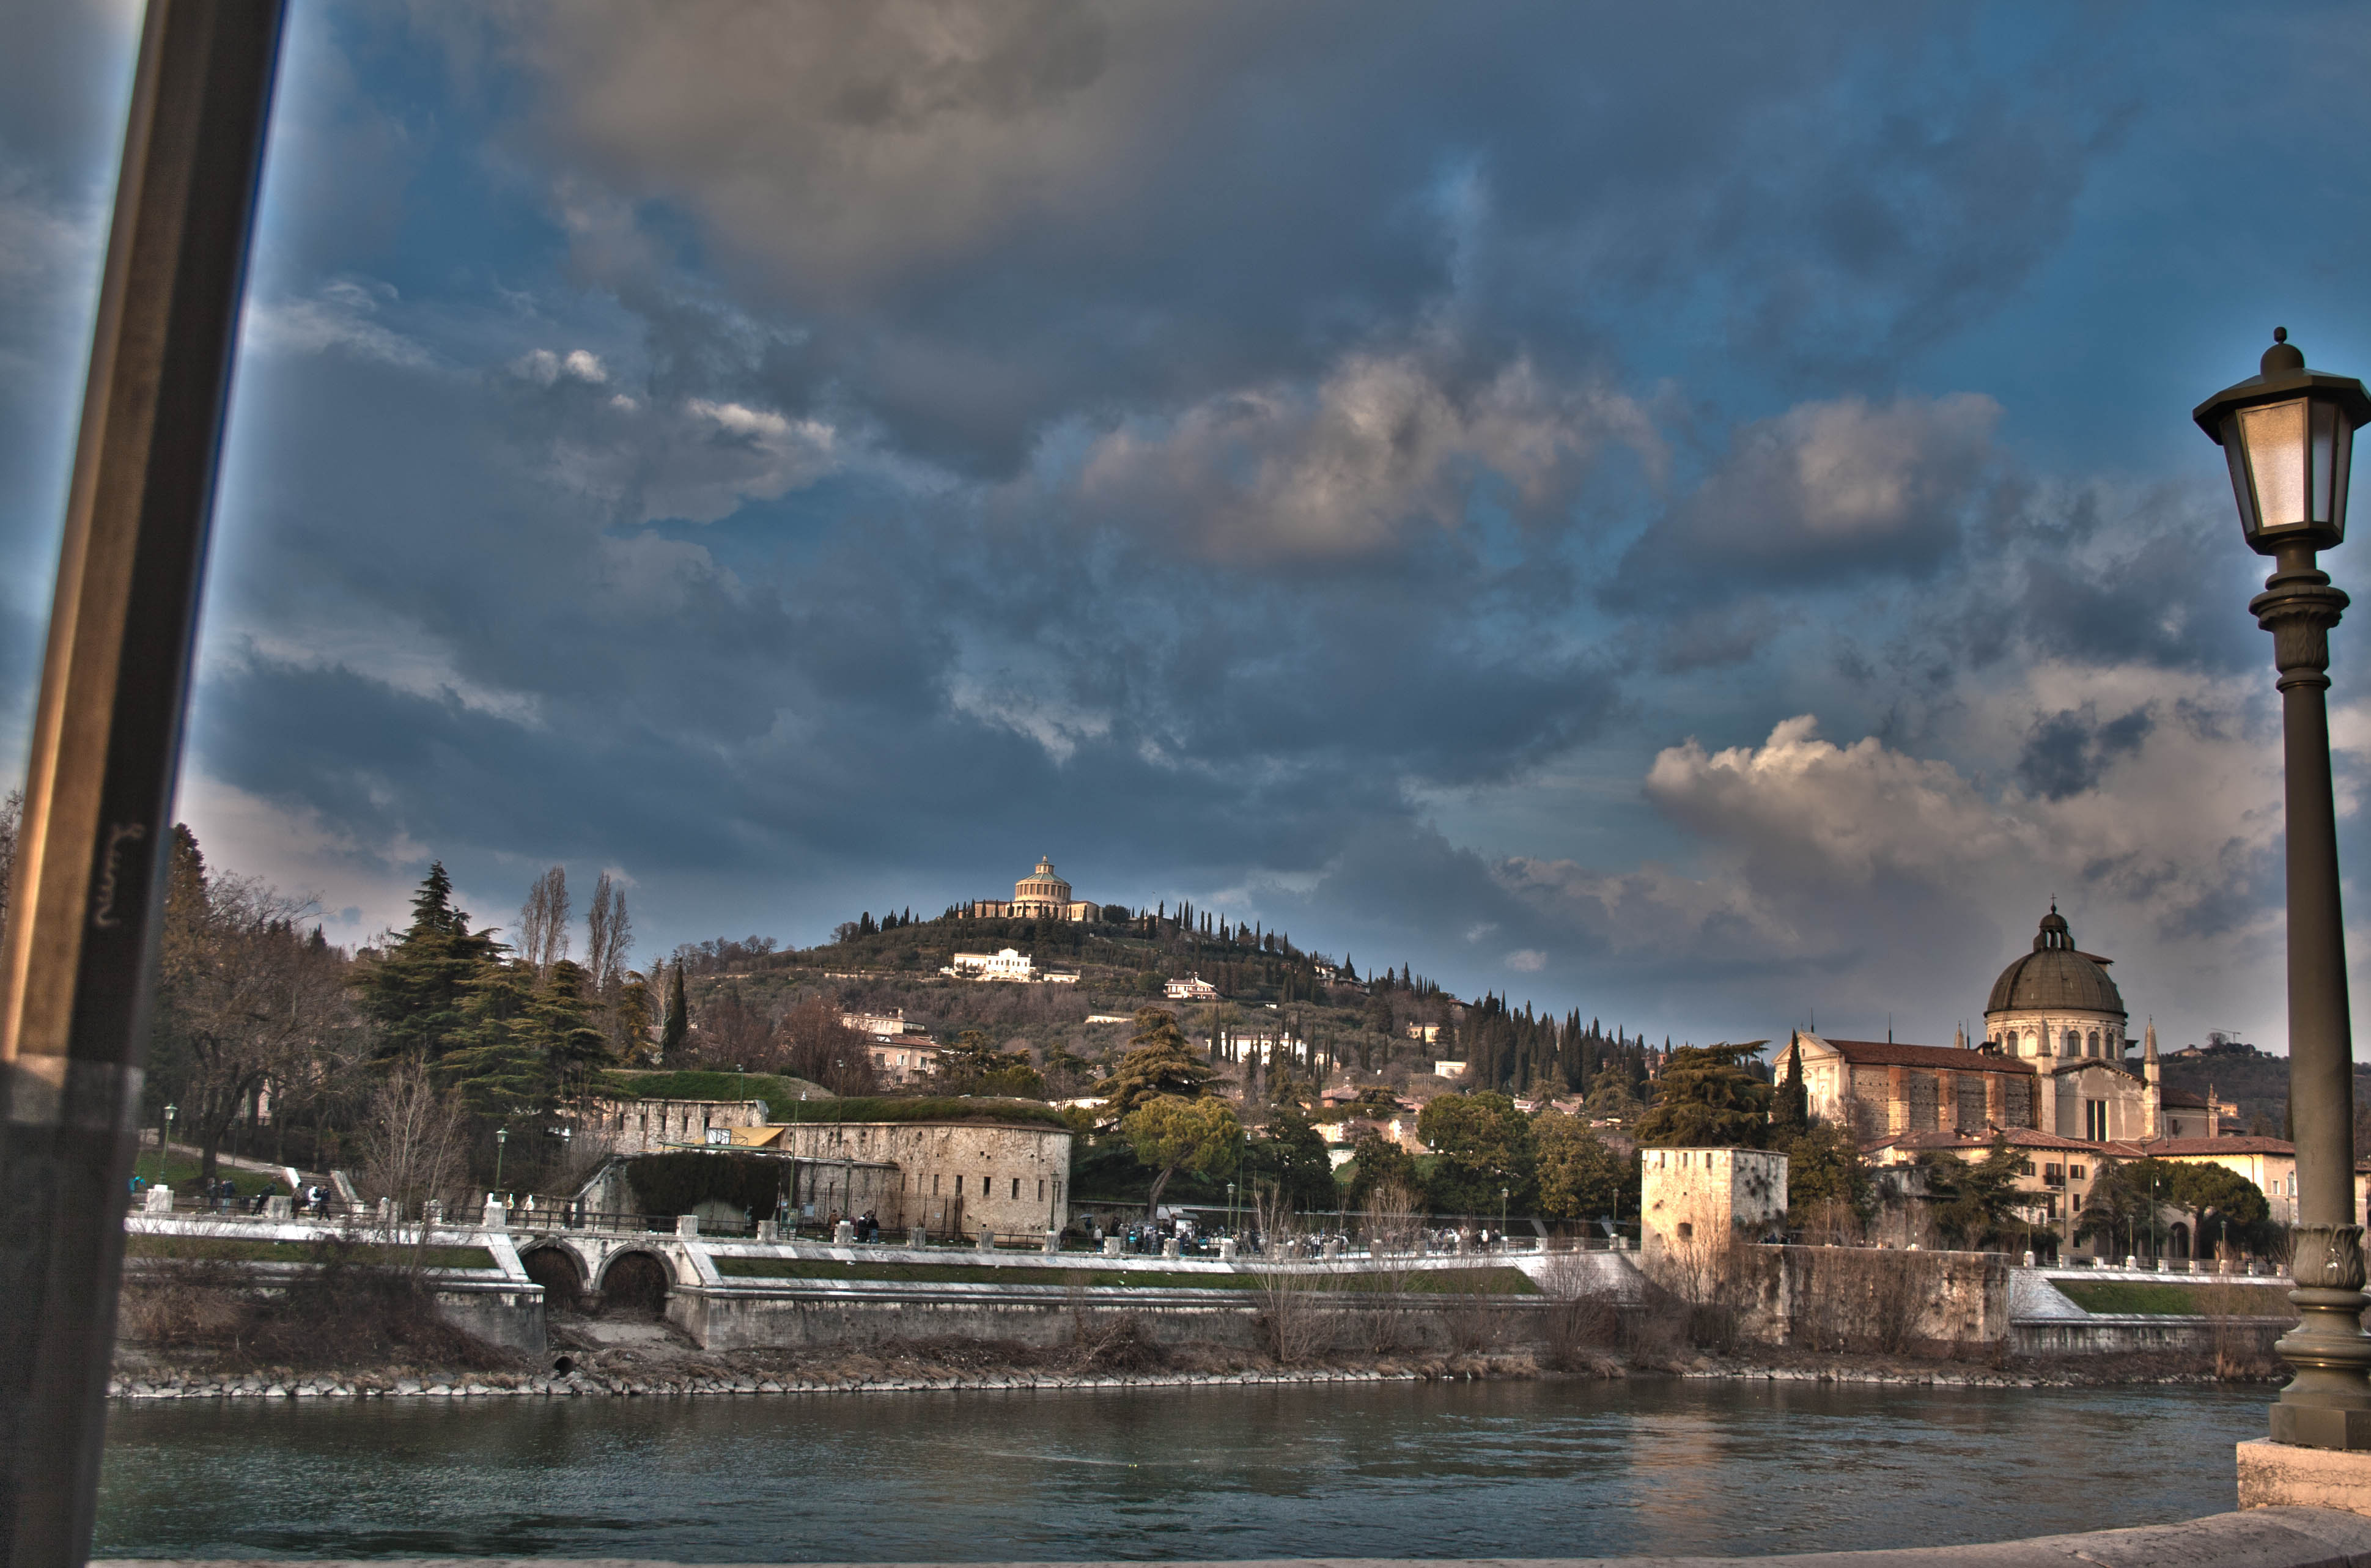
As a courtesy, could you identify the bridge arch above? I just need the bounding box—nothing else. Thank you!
[596,1247,674,1317]
[518,1243,586,1311]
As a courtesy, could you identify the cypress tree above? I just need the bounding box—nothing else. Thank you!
[1773,1037,1810,1136]
[660,962,689,1059]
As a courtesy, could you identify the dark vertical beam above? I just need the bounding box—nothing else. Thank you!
[0,5,284,1564]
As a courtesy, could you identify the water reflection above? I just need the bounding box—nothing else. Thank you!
[96,1378,2258,1561]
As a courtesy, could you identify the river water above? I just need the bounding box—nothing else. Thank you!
[97,1379,2262,1561]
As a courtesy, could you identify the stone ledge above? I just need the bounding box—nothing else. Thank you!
[2243,1439,2371,1517]
[89,1505,2371,1568]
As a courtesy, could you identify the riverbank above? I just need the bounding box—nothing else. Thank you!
[108,1328,2271,1400]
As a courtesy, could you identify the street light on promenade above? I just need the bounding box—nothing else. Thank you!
[2196,329,2371,1448]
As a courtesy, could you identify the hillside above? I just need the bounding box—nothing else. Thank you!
[2156,1042,2371,1136]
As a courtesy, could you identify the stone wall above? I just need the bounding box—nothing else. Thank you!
[672,1281,1560,1356]
[1731,1245,2011,1350]
[773,1119,1073,1237]
[1639,1149,1787,1261]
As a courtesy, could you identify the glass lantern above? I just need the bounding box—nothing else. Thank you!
[2194,330,2371,556]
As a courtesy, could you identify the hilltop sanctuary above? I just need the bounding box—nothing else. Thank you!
[963,856,1099,922]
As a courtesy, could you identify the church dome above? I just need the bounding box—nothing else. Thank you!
[1985,906,2126,1018]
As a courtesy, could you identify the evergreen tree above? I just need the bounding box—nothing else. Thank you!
[355,863,500,1060]
[1097,1007,1216,1122]
[1779,1121,1871,1235]
[533,959,612,1078]
[1533,1108,1623,1221]
[1417,1092,1538,1215]
[1344,1129,1420,1212]
[433,959,545,1115]
[1772,1037,1810,1136]
[1922,1136,2027,1250]
[660,962,689,1059]
[1634,1041,1771,1147]
[1242,1103,1337,1212]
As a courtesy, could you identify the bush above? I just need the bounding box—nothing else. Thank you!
[623,1152,784,1220]
[118,1242,513,1371]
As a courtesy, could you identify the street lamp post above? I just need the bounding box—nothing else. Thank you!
[2197,329,2371,1449]
[161,1104,175,1163]
[495,1127,509,1193]
[1500,1185,1510,1253]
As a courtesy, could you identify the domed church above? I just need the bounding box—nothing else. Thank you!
[1982,905,2128,1064]
[964,856,1099,922]
[1788,905,2215,1146]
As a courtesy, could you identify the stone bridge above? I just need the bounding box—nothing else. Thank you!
[501,1224,713,1312]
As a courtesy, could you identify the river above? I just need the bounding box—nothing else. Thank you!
[97,1379,2262,1561]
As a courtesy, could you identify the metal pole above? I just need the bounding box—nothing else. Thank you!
[2255,542,2371,1446]
[0,6,284,1562]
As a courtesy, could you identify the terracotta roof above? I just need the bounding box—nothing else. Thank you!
[1813,1037,2035,1073]
[2139,1135,2293,1156]
[1868,1127,2104,1154]
[2159,1088,2210,1108]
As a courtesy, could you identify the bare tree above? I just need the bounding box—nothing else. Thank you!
[764,996,881,1095]
[150,826,365,1183]
[518,866,570,979]
[1250,1185,1341,1364]
[356,1056,471,1223]
[584,872,631,995]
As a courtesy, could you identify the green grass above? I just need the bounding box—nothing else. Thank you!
[597,1070,830,1117]
[2055,1279,2293,1316]
[711,1257,1535,1294]
[124,1234,497,1269]
[600,1072,1071,1131]
[128,1154,284,1197]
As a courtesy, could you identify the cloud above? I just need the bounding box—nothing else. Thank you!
[405,2,2113,472]
[1500,669,2311,1039]
[1618,392,2004,602]
[1074,352,1658,563]
[247,279,438,370]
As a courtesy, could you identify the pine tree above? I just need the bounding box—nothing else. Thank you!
[356,863,500,1060]
[1773,1037,1810,1136]
[660,962,689,1059]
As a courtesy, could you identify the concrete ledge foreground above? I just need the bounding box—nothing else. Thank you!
[89,1506,2371,1568]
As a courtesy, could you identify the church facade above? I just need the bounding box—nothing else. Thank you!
[1786,905,2257,1257]
[964,856,1099,922]
[1790,907,2213,1146]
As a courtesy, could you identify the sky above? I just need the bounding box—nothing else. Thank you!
[9,1,2371,1056]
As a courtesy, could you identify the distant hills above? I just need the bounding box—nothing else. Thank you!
[2155,1039,2371,1135]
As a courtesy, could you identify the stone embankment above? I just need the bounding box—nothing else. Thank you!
[107,1362,1515,1401]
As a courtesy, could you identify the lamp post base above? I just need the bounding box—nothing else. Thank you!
[2271,1404,2371,1451]
[2273,1226,2371,1449]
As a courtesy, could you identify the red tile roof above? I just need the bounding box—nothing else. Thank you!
[2139,1135,2293,1156]
[1868,1127,2104,1154]
[1814,1037,2035,1074]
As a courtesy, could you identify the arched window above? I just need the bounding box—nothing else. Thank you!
[2064,1029,2080,1055]
[2023,1031,2037,1055]
[2087,1031,2100,1057]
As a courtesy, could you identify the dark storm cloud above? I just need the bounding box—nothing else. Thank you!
[20,0,2354,1047]
[1613,392,2007,608]
[416,1,2117,474]
[2015,704,2153,801]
